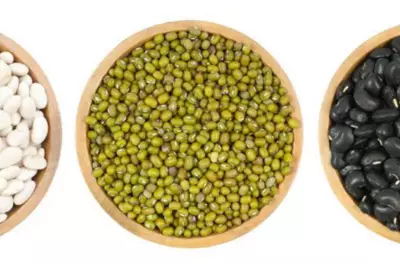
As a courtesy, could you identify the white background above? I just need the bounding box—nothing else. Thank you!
[0,0,399,263]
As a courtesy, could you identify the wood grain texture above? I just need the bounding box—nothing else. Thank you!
[0,34,62,235]
[76,20,303,247]
[319,25,400,243]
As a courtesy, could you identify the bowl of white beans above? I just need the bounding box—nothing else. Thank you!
[0,34,61,235]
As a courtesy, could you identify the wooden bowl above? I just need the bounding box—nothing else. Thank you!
[319,25,400,243]
[0,34,62,235]
[76,20,303,247]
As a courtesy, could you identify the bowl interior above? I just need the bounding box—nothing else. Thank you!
[319,26,400,243]
[0,34,61,234]
[77,20,303,247]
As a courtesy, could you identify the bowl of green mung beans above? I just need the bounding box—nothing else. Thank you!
[76,20,303,247]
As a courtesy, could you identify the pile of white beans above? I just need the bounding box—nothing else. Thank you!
[0,51,48,223]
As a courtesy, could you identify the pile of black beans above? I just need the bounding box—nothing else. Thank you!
[329,36,400,231]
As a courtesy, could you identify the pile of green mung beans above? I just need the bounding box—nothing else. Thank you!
[85,27,299,238]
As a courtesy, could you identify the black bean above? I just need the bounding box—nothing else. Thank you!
[391,36,400,53]
[345,171,366,200]
[371,108,399,123]
[367,139,381,150]
[352,66,362,83]
[365,74,383,96]
[349,108,368,124]
[329,125,354,153]
[371,188,381,200]
[354,124,377,138]
[359,195,373,215]
[374,204,398,223]
[360,59,375,79]
[382,85,398,108]
[385,61,400,86]
[366,171,389,189]
[354,80,380,111]
[383,137,400,158]
[361,150,387,167]
[330,95,352,123]
[370,47,393,59]
[384,158,400,182]
[345,149,363,165]
[374,189,400,211]
[340,165,362,177]
[375,58,389,78]
[376,123,394,139]
[335,79,354,100]
[392,53,400,63]
[331,152,346,170]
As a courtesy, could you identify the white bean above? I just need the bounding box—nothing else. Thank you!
[11,112,21,126]
[19,75,32,86]
[30,83,47,109]
[9,63,29,76]
[7,76,19,93]
[1,179,24,196]
[23,146,37,157]
[23,155,46,170]
[19,97,36,119]
[0,52,14,64]
[17,168,37,181]
[37,148,45,157]
[0,86,13,107]
[14,180,35,206]
[31,116,48,145]
[0,147,23,168]
[0,196,13,213]
[0,166,21,180]
[17,82,29,97]
[7,129,26,147]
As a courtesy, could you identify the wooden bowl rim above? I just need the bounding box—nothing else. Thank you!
[319,25,400,243]
[0,34,62,235]
[76,20,303,248]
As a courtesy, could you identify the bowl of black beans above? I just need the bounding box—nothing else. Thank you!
[320,26,400,242]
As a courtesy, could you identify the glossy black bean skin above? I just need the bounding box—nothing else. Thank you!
[365,74,383,96]
[392,53,400,63]
[366,171,389,189]
[390,181,400,191]
[360,59,375,79]
[335,79,354,100]
[374,204,398,223]
[354,81,380,112]
[349,108,368,124]
[345,171,366,200]
[382,137,400,158]
[374,189,400,211]
[382,85,398,108]
[385,61,400,86]
[391,36,400,53]
[370,48,393,59]
[361,151,387,167]
[352,66,362,83]
[367,139,381,150]
[376,123,394,139]
[384,158,400,182]
[354,124,377,138]
[371,108,399,123]
[331,152,346,169]
[344,119,360,129]
[345,149,363,165]
[329,125,354,153]
[340,165,362,177]
[330,95,352,123]
[374,58,389,78]
[359,196,373,215]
